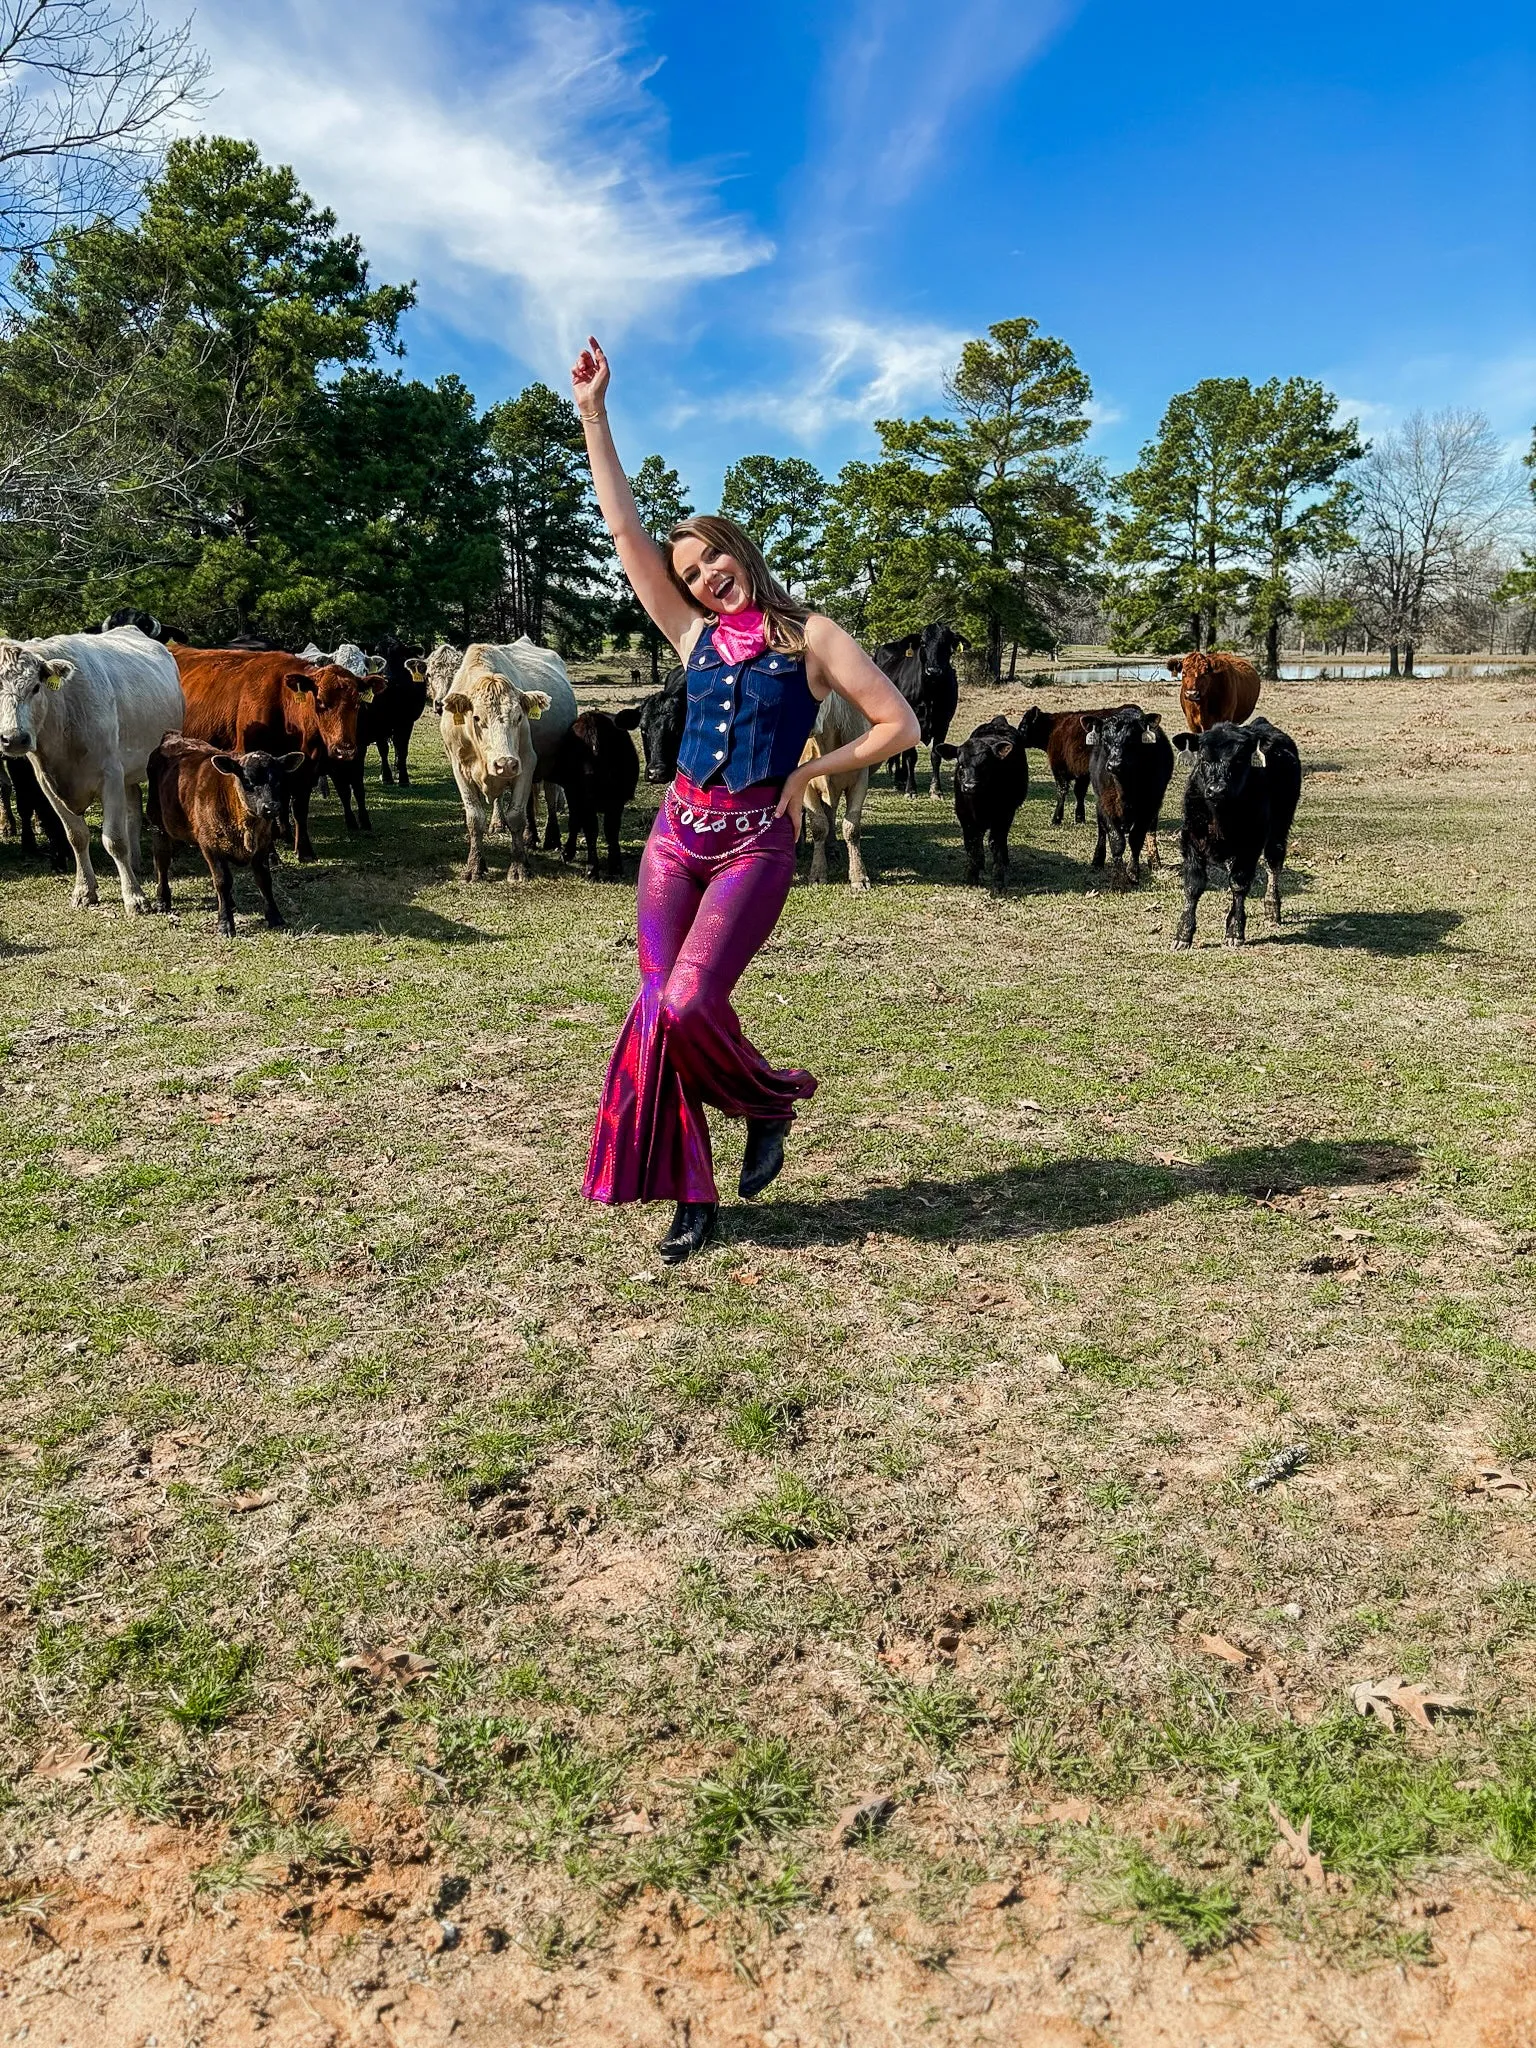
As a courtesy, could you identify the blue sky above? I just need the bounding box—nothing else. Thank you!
[178,0,1532,506]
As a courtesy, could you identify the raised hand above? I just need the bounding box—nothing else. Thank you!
[571,335,611,421]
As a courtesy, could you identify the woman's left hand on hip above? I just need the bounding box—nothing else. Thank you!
[775,768,813,837]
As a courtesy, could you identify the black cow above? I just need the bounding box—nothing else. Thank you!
[938,715,1030,891]
[1172,717,1302,949]
[873,623,967,798]
[632,664,686,784]
[371,637,428,787]
[1082,706,1174,888]
[545,709,642,880]
[0,756,69,870]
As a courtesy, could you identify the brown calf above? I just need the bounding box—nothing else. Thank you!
[174,648,376,859]
[1016,704,1132,824]
[1169,650,1262,733]
[148,736,303,937]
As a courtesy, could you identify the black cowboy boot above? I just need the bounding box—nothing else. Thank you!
[739,1117,794,1200]
[659,1201,718,1266]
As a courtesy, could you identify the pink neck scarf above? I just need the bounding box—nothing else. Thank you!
[711,607,768,665]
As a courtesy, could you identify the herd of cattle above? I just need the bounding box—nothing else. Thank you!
[0,612,1301,950]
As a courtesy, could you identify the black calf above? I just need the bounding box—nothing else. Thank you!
[1172,717,1302,948]
[1083,706,1173,887]
[939,716,1030,891]
[547,709,641,879]
[632,665,686,784]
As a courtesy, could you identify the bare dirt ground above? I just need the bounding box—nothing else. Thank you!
[1,668,1534,2046]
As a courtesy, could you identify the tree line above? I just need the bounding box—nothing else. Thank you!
[0,124,1530,673]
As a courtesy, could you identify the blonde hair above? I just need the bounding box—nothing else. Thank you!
[665,514,810,655]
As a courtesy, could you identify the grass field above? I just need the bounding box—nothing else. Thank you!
[2,668,1535,2046]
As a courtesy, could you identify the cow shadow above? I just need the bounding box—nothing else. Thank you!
[728,1137,1420,1249]
[1289,909,1464,956]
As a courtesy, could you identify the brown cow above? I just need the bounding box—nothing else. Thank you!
[174,648,375,859]
[148,736,304,936]
[1016,704,1134,824]
[1168,651,1262,733]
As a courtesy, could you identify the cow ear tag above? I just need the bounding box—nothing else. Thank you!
[1254,745,1267,766]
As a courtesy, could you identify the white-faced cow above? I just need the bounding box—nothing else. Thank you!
[440,645,558,882]
[0,628,183,914]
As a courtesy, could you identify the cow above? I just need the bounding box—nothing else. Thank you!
[439,645,554,882]
[873,623,967,798]
[938,715,1030,892]
[544,709,640,880]
[148,736,303,937]
[1082,706,1174,888]
[100,609,170,641]
[424,643,464,715]
[1169,650,1262,733]
[464,638,578,848]
[370,637,429,787]
[1171,717,1302,949]
[174,648,376,861]
[799,689,872,890]
[1015,704,1129,825]
[0,756,69,869]
[0,628,183,913]
[631,664,686,785]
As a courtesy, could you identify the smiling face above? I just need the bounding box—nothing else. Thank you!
[668,533,754,615]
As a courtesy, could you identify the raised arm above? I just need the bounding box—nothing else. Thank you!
[571,338,702,658]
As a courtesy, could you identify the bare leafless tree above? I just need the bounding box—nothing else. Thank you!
[0,1,207,262]
[1348,408,1523,675]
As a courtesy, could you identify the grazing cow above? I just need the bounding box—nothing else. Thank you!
[1015,704,1128,825]
[440,645,554,882]
[631,664,686,784]
[424,643,464,715]
[1169,650,1262,733]
[148,737,304,936]
[873,623,967,798]
[938,715,1030,892]
[1082,706,1174,888]
[1172,717,1302,948]
[0,755,69,869]
[175,648,376,861]
[544,709,641,880]
[0,629,183,913]
[799,689,872,890]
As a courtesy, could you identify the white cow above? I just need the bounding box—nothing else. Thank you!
[800,690,872,890]
[299,641,381,678]
[440,644,557,883]
[424,643,464,714]
[0,628,183,914]
[462,637,579,844]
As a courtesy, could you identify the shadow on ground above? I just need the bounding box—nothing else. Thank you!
[730,1137,1420,1248]
[1293,909,1464,956]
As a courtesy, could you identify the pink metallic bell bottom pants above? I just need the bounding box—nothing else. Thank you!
[583,777,817,1206]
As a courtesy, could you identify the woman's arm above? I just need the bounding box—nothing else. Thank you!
[775,615,921,830]
[571,338,703,658]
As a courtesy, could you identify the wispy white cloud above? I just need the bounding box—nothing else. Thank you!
[170,0,770,358]
[688,314,967,441]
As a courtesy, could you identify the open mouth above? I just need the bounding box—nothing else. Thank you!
[708,573,738,607]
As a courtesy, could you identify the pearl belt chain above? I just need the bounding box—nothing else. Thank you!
[665,784,783,860]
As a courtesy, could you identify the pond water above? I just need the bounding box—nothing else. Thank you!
[1016,661,1528,686]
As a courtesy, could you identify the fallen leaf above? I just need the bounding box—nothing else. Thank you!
[612,1809,654,1836]
[969,1877,1022,1911]
[33,1740,102,1783]
[1198,1635,1250,1667]
[1351,1675,1467,1732]
[829,1795,895,1848]
[1152,1149,1193,1167]
[338,1645,438,1688]
[730,1269,762,1287]
[1330,1224,1375,1243]
[1245,1444,1309,1494]
[1468,1466,1530,1500]
[229,1490,277,1513]
[1015,1098,1044,1114]
[1268,1803,1327,1891]
[243,1852,292,1888]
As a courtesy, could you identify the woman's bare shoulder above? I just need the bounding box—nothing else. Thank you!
[676,614,710,663]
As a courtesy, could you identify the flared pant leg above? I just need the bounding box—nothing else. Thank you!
[583,809,816,1206]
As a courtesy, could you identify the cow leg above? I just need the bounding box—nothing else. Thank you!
[0,763,13,838]
[928,740,944,800]
[355,772,371,832]
[377,733,393,785]
[153,829,174,913]
[394,722,411,788]
[962,823,985,886]
[581,807,601,882]
[1174,847,1207,950]
[1263,849,1285,925]
[542,782,564,853]
[453,766,490,882]
[804,784,831,885]
[1051,774,1068,826]
[989,827,1009,895]
[1090,813,1108,868]
[1225,863,1256,948]
[1144,827,1162,872]
[843,771,871,892]
[206,852,236,938]
[1107,823,1132,890]
[1127,821,1148,883]
[292,779,318,862]
[603,805,624,880]
[1074,775,1089,824]
[503,763,535,882]
[253,854,285,928]
[335,771,357,832]
[100,769,146,915]
[898,748,918,798]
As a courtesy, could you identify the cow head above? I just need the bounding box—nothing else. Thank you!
[1172,719,1264,802]
[1084,707,1163,778]
[1014,704,1053,750]
[635,667,686,783]
[425,644,464,714]
[920,623,967,677]
[1174,649,1222,730]
[946,716,1023,795]
[442,681,548,794]
[211,749,307,856]
[0,641,75,756]
[284,662,373,761]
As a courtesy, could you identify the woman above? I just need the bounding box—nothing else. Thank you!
[573,337,918,1265]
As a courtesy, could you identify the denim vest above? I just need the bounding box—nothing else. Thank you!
[676,626,821,792]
